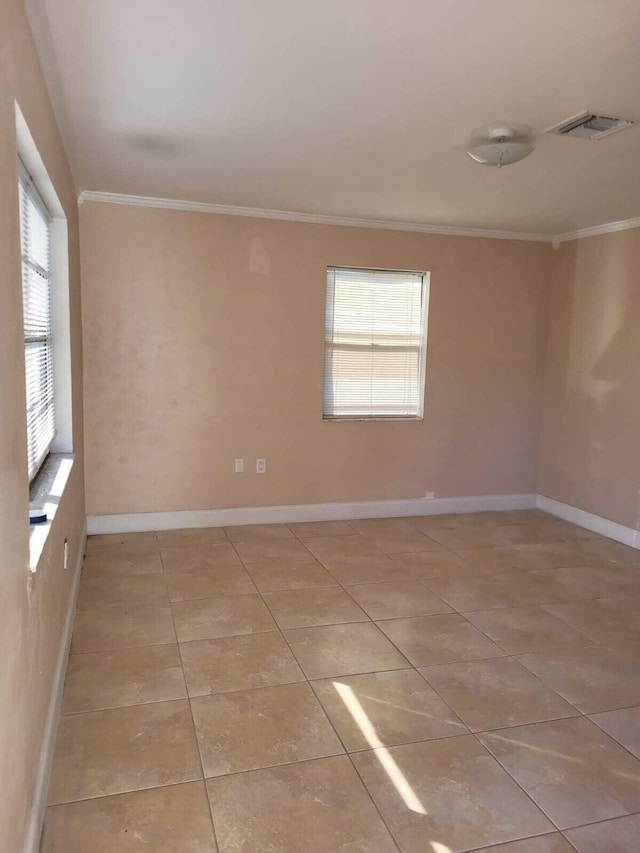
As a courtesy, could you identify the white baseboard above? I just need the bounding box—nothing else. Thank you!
[87,493,640,550]
[23,523,87,853]
[87,493,537,534]
[537,495,640,550]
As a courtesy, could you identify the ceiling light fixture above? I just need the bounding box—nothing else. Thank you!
[467,126,533,168]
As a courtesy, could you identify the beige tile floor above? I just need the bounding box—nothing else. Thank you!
[42,510,640,852]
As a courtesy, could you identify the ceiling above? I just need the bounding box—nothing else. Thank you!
[27,0,640,235]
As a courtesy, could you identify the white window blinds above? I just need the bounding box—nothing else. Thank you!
[323,267,429,419]
[19,161,55,480]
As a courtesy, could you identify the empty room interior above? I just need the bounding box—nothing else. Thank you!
[2,1,640,851]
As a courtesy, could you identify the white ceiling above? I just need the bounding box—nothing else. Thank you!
[27,0,640,234]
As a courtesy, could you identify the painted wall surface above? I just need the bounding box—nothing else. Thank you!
[539,229,640,529]
[80,202,551,515]
[0,2,85,849]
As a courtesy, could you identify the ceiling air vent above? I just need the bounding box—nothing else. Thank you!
[549,112,634,140]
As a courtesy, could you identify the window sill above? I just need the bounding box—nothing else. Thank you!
[323,417,424,423]
[29,453,74,573]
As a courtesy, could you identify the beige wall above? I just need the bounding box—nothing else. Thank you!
[1,5,637,847]
[80,202,551,516]
[539,229,640,530]
[0,2,85,849]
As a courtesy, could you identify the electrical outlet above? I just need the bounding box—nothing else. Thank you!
[425,491,435,500]
[234,458,244,473]
[256,458,267,474]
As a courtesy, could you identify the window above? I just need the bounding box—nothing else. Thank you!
[19,160,55,480]
[323,267,429,420]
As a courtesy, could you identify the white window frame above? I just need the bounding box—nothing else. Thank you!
[19,160,55,481]
[323,266,430,421]
[15,103,73,483]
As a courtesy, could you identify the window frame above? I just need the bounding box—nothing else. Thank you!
[15,103,74,572]
[322,265,430,422]
[19,158,56,482]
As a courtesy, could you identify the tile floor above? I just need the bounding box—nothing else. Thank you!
[42,510,640,852]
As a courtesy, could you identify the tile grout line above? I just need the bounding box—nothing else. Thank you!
[252,524,432,850]
[56,519,640,845]
[61,600,640,740]
[289,521,640,840]
[340,599,571,837]
[282,523,575,845]
[159,545,222,853]
[456,681,640,838]
[468,722,573,835]
[222,531,405,851]
[412,606,640,752]
[79,525,640,731]
[45,778,224,810]
[460,829,581,852]
[73,536,640,714]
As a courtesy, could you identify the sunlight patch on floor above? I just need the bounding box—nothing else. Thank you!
[332,680,427,815]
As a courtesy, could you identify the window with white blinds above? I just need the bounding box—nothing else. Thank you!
[323,267,429,419]
[18,161,55,480]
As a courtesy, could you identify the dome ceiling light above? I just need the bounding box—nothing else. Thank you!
[467,126,533,168]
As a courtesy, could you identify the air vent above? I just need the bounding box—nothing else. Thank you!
[549,112,634,140]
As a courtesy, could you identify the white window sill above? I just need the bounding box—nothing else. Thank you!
[323,417,424,423]
[29,453,74,573]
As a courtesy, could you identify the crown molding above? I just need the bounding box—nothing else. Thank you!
[555,215,640,243]
[78,190,640,245]
[77,190,554,243]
